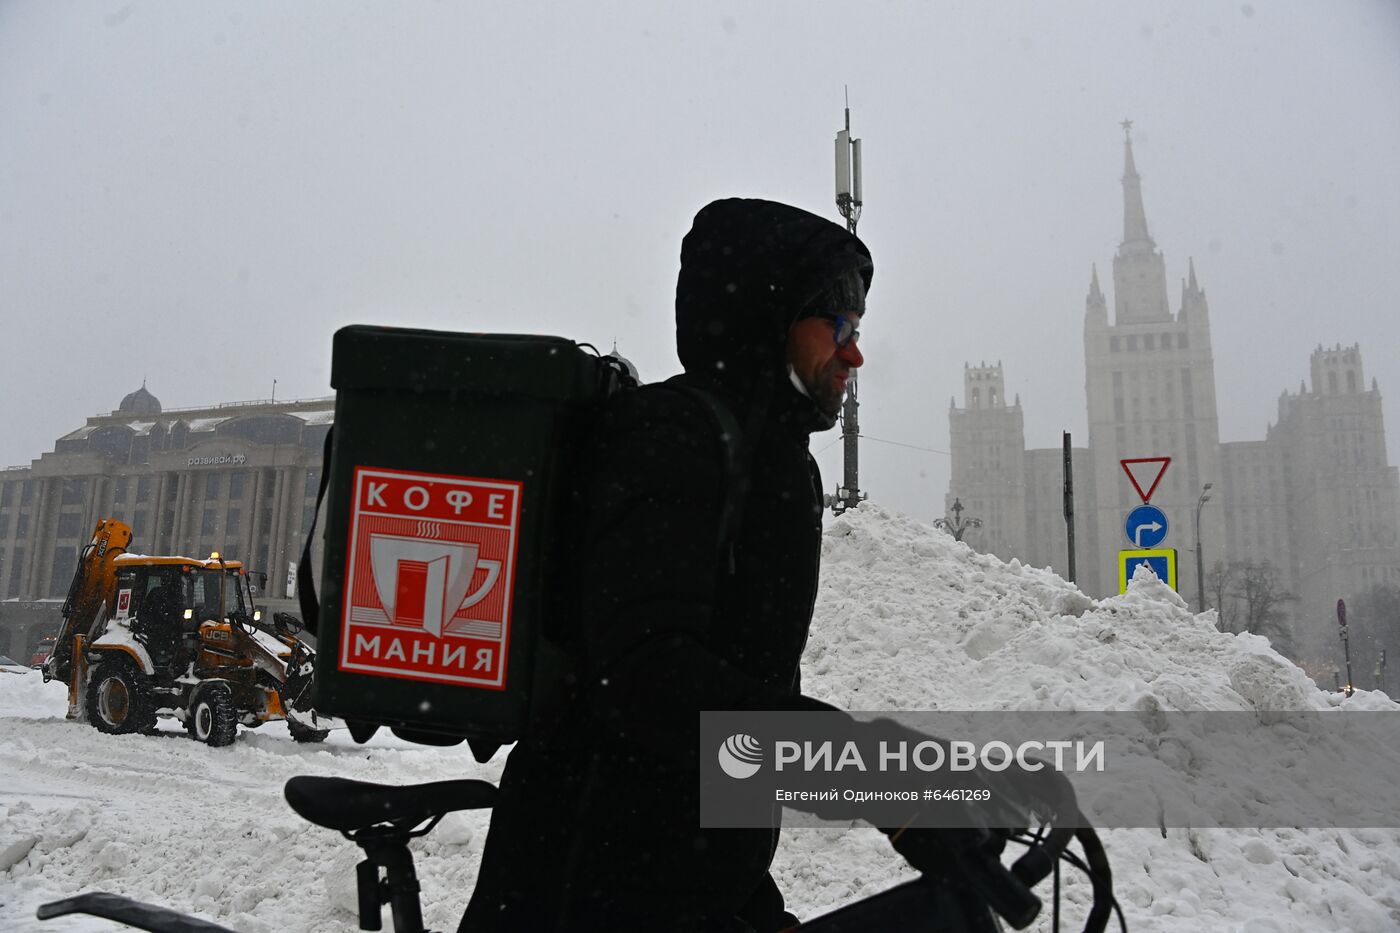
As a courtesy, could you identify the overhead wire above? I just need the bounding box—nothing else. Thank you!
[815,434,951,456]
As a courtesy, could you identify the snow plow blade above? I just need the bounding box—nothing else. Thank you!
[36,892,235,933]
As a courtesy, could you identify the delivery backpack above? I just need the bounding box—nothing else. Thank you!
[299,324,744,761]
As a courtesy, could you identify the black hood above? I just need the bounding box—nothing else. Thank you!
[674,199,873,413]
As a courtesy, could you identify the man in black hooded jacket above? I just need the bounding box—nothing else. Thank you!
[462,199,1076,932]
[462,198,866,932]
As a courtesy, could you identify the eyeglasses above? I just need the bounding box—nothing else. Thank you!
[819,312,861,349]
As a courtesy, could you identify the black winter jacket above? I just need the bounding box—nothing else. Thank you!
[462,200,872,933]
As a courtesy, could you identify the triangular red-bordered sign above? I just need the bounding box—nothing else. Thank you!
[1121,457,1171,504]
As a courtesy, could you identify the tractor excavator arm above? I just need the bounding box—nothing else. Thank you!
[43,519,133,684]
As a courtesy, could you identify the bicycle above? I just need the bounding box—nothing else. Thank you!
[38,773,1123,932]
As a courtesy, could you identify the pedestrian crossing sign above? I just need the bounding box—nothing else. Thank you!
[1118,548,1177,594]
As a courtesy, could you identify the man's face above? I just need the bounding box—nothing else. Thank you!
[786,312,865,417]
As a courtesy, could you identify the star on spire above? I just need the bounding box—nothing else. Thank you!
[1120,118,1133,140]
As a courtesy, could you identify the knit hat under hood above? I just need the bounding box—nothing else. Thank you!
[675,199,873,399]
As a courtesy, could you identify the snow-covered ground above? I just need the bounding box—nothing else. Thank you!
[3,505,1399,931]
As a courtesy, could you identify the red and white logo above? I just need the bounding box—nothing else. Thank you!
[340,466,521,689]
[115,588,132,620]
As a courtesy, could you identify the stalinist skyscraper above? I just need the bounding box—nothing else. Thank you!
[947,123,1400,670]
[1081,120,1226,603]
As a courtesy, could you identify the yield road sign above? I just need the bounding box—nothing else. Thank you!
[1121,457,1171,504]
[1124,505,1168,548]
[1118,548,1178,593]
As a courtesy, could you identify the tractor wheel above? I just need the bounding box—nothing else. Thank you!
[87,663,156,735]
[187,684,238,747]
[288,719,330,744]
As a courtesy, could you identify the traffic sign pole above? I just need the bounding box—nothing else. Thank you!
[1338,599,1354,698]
[1063,432,1076,584]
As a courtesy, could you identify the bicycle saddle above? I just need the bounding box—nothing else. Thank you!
[284,776,498,833]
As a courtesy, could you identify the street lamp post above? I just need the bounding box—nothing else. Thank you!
[935,498,983,543]
[1195,482,1213,613]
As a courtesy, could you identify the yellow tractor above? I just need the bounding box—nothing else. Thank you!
[42,519,332,746]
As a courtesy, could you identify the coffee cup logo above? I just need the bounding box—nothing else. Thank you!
[370,534,501,637]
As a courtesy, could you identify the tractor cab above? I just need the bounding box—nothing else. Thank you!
[114,555,259,673]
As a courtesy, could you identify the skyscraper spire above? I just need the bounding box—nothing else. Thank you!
[1084,262,1108,328]
[1111,121,1171,322]
[1179,256,1209,322]
[1120,119,1152,247]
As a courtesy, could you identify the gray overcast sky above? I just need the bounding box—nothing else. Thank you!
[3,1,1398,523]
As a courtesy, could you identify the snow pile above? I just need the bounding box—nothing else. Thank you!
[806,505,1378,714]
[771,505,1400,930]
[0,691,507,933]
[3,503,1400,931]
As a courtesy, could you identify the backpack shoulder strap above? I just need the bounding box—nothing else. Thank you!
[667,381,747,574]
[297,427,334,635]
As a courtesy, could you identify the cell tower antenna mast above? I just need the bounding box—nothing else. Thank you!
[831,91,865,514]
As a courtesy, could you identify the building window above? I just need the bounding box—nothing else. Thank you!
[17,513,29,538]
[133,508,149,540]
[305,471,321,498]
[62,478,87,506]
[226,507,241,536]
[1186,424,1199,484]
[57,512,83,539]
[21,481,33,505]
[1178,333,1189,349]
[0,483,10,508]
[202,507,218,536]
[6,548,23,597]
[206,474,223,500]
[50,546,78,598]
[229,472,246,500]
[114,477,129,503]
[137,476,153,501]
